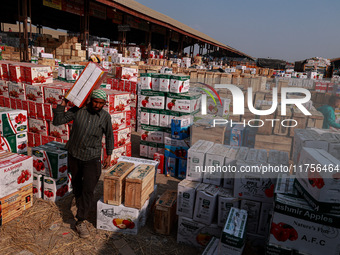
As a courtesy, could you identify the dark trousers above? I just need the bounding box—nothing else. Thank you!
[68,153,101,221]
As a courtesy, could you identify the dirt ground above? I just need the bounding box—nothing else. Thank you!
[0,132,261,255]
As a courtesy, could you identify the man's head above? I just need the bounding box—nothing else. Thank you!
[329,96,340,108]
[90,89,106,112]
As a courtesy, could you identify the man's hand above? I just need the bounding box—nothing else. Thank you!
[103,155,111,169]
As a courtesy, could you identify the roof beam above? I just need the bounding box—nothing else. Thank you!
[96,0,246,56]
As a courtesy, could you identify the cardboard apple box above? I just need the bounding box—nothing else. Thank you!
[65,62,107,107]
[0,108,28,136]
[103,89,131,114]
[23,64,53,85]
[28,118,48,136]
[8,82,26,100]
[0,152,33,198]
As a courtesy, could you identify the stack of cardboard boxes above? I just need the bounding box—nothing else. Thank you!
[97,157,158,235]
[0,151,33,226]
[266,146,340,255]
[138,72,200,173]
[176,139,290,252]
[31,141,72,202]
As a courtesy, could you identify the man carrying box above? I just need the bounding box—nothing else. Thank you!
[53,89,114,238]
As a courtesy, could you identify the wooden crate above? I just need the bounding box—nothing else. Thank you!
[290,108,307,137]
[63,49,71,56]
[257,105,275,135]
[103,161,135,205]
[0,183,32,226]
[232,74,240,85]
[205,72,213,86]
[191,121,227,145]
[154,190,177,235]
[273,107,292,136]
[240,109,256,122]
[197,71,205,83]
[125,164,155,209]
[220,73,232,84]
[212,73,221,85]
[307,110,324,129]
[255,135,292,157]
[190,71,197,83]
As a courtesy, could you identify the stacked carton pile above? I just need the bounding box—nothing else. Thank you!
[31,141,72,202]
[0,150,33,226]
[36,35,87,63]
[0,107,28,154]
[0,45,21,61]
[107,66,139,129]
[97,157,158,235]
[101,88,132,165]
[176,140,290,252]
[266,146,340,255]
[137,72,200,175]
[0,60,80,147]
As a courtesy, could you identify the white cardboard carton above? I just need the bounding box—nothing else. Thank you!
[177,179,201,219]
[295,147,340,213]
[240,199,261,234]
[193,184,219,225]
[203,144,229,186]
[186,140,214,182]
[218,207,247,255]
[217,188,239,227]
[177,216,222,248]
[269,194,340,255]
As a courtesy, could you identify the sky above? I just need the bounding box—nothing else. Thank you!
[135,0,340,62]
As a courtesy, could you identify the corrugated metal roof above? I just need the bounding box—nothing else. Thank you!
[97,0,252,59]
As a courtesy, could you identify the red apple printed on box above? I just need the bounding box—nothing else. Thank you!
[141,97,149,107]
[167,100,176,110]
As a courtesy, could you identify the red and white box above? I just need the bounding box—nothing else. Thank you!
[10,98,17,109]
[102,143,132,166]
[43,175,72,202]
[43,103,54,121]
[9,63,22,83]
[4,97,10,108]
[8,82,26,100]
[27,132,34,147]
[65,62,107,107]
[103,89,131,114]
[110,110,131,131]
[0,80,9,97]
[1,61,13,81]
[36,103,45,119]
[44,82,72,105]
[111,78,119,90]
[0,96,5,107]
[28,118,49,136]
[23,64,53,85]
[16,99,22,109]
[22,100,29,113]
[49,122,70,140]
[113,126,131,148]
[25,84,45,103]
[33,133,42,147]
[117,67,138,82]
[41,135,50,145]
[0,152,33,198]
[28,101,37,118]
